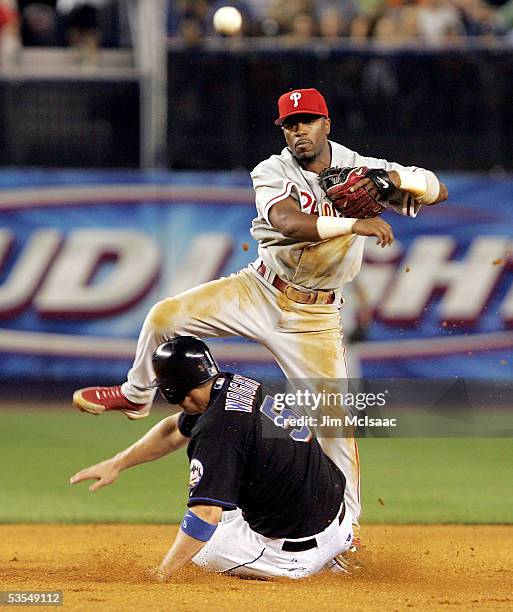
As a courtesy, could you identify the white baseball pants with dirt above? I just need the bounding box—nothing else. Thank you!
[191,504,353,579]
[121,266,361,521]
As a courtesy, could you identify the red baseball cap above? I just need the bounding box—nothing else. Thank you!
[275,88,329,126]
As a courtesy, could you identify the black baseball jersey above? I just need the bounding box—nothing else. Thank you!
[178,372,346,539]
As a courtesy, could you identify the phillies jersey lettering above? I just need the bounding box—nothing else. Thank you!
[299,190,317,215]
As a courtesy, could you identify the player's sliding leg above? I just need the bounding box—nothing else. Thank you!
[73,272,265,419]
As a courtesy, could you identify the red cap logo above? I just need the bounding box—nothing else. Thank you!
[275,88,329,126]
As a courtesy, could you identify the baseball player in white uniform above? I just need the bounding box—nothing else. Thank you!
[73,88,448,543]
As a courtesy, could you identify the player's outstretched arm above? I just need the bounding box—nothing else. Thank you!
[152,504,223,581]
[70,414,189,491]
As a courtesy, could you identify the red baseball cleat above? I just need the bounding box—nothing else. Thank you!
[73,385,151,420]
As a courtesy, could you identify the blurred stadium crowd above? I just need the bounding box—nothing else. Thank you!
[1,0,513,63]
[168,0,513,43]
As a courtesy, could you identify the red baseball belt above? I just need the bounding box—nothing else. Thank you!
[256,263,335,305]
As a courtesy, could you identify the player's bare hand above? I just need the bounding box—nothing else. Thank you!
[353,218,394,248]
[69,459,120,492]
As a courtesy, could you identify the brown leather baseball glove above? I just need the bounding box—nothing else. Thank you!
[318,166,396,218]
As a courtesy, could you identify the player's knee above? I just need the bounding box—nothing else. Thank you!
[147,298,182,333]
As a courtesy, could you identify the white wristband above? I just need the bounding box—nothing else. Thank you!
[397,169,440,204]
[418,170,440,204]
[317,216,357,240]
[397,170,428,198]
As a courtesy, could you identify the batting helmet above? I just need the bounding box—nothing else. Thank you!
[151,336,220,404]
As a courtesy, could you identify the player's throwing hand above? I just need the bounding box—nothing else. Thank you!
[353,218,394,247]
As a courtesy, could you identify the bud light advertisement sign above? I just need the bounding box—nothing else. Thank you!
[0,170,511,383]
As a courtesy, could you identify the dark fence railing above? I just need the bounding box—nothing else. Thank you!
[0,77,140,168]
[167,43,513,172]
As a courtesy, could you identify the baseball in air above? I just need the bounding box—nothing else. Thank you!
[213,6,243,35]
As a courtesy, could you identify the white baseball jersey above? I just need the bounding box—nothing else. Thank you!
[250,140,423,292]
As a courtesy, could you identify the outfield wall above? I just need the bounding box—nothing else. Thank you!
[0,170,512,385]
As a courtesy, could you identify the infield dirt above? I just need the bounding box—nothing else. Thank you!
[1,525,512,611]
